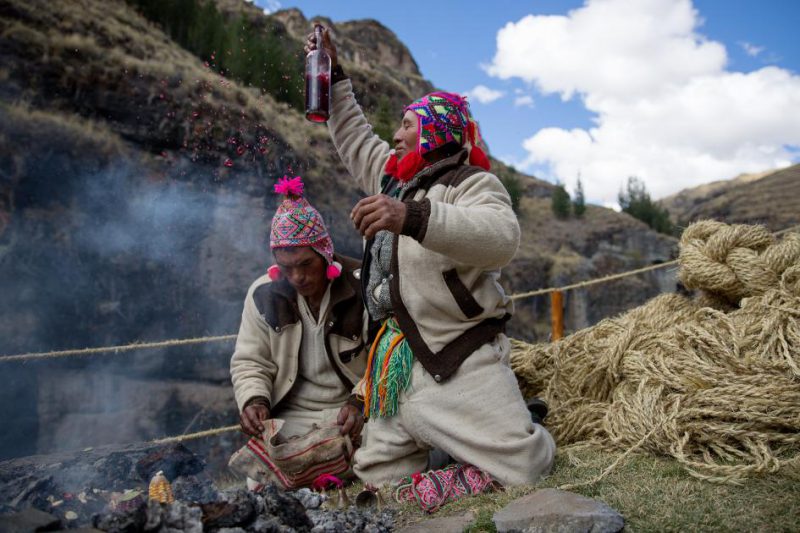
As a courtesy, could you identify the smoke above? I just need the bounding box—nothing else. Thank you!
[0,155,274,458]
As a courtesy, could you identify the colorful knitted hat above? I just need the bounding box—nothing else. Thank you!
[384,91,490,181]
[268,176,341,281]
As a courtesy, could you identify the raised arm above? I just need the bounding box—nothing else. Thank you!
[305,27,391,195]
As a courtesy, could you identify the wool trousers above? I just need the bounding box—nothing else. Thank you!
[353,334,556,487]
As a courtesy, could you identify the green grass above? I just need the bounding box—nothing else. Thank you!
[391,447,800,532]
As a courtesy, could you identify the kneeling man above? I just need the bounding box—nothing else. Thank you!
[230,176,368,448]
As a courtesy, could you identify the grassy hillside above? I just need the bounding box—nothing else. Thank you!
[660,164,800,232]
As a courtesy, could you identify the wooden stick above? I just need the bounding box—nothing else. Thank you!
[551,290,564,341]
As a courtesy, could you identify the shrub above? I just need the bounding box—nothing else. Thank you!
[572,177,586,217]
[618,176,673,234]
[551,181,571,219]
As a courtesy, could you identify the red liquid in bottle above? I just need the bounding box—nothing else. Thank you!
[305,24,332,123]
[305,72,330,122]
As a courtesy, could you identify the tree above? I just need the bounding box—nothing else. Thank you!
[551,181,571,219]
[572,176,586,217]
[618,176,673,234]
[371,95,395,144]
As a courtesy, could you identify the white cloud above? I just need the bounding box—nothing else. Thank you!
[486,0,800,205]
[514,95,535,107]
[740,41,764,57]
[464,85,505,104]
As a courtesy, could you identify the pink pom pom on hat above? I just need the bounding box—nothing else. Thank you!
[268,175,341,280]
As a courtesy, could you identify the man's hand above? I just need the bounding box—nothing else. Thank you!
[240,400,270,437]
[351,194,407,239]
[336,404,364,440]
[304,26,338,69]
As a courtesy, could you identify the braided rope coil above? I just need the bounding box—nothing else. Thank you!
[512,221,800,484]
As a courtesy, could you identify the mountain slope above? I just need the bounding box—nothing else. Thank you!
[660,164,800,232]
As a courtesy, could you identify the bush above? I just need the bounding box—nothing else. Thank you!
[618,176,673,234]
[572,177,586,217]
[371,95,396,144]
[551,181,571,219]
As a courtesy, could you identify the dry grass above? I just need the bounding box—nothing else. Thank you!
[393,446,800,532]
[661,164,800,233]
[1,101,126,160]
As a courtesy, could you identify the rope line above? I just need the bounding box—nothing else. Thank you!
[0,335,237,363]
[149,424,240,445]
[510,260,679,301]
[2,224,798,363]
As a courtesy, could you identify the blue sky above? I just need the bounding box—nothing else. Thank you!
[255,0,800,206]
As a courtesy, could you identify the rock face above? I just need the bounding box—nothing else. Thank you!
[493,489,624,533]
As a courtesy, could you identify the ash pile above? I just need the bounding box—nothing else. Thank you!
[0,443,393,532]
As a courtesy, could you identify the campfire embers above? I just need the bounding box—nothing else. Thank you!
[0,442,395,532]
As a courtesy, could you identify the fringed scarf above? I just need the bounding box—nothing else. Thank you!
[363,318,414,419]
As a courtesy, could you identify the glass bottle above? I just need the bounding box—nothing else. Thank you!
[305,24,332,123]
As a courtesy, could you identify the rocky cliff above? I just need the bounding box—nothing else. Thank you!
[0,0,676,460]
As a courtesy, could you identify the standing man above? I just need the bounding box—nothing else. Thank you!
[230,176,368,445]
[305,31,556,487]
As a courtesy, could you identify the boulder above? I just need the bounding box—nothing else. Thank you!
[493,489,624,533]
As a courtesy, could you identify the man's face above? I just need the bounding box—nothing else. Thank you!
[392,110,418,162]
[273,247,328,299]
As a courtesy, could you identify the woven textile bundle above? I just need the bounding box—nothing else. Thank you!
[511,221,800,483]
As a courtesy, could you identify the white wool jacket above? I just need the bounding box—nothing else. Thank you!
[230,255,368,412]
[327,78,519,382]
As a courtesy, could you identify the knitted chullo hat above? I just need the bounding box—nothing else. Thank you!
[384,91,491,182]
[267,176,342,281]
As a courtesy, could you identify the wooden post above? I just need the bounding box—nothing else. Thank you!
[550,290,564,341]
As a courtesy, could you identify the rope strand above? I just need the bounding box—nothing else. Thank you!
[0,335,236,363]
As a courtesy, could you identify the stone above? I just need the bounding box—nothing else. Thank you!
[134,443,205,482]
[171,473,220,503]
[256,483,314,531]
[0,508,61,533]
[307,507,394,533]
[290,488,324,510]
[493,489,624,533]
[201,494,256,529]
[93,500,147,533]
[397,511,475,533]
[143,500,203,533]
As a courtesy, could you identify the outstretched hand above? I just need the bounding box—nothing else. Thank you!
[304,26,338,69]
[351,194,407,239]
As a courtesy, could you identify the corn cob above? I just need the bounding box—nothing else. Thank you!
[148,470,174,504]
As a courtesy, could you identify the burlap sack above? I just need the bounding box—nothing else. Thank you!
[228,418,354,489]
